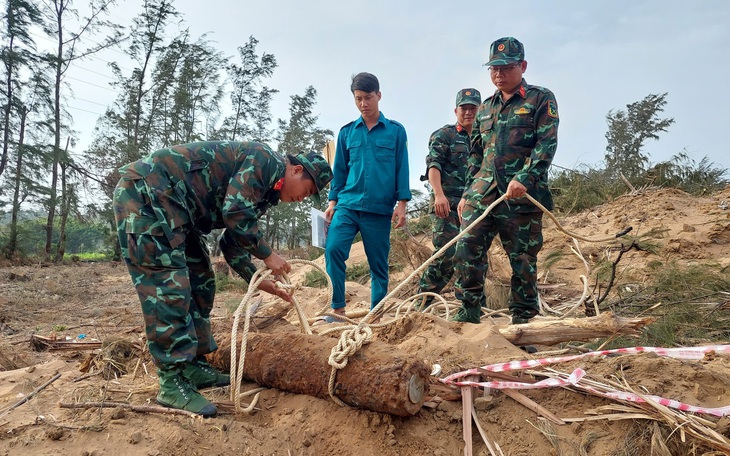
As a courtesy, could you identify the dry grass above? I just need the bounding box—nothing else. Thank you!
[537,368,730,455]
[79,338,142,379]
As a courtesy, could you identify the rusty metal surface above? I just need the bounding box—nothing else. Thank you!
[244,332,430,416]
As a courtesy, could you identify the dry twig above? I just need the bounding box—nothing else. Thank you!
[0,373,62,419]
[59,401,209,418]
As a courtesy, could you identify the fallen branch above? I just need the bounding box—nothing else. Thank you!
[477,368,537,385]
[0,373,62,418]
[498,312,655,346]
[72,371,101,383]
[562,412,657,423]
[59,401,203,418]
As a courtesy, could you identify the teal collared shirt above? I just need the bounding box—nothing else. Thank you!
[328,112,411,215]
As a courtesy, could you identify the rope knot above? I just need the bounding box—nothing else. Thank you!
[327,324,373,370]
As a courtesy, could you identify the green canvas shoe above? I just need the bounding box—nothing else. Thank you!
[183,358,231,389]
[157,368,217,417]
[449,306,481,324]
[511,310,538,325]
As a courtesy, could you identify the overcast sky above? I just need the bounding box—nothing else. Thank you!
[62,0,730,190]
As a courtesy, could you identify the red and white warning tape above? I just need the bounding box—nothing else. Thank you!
[441,345,730,416]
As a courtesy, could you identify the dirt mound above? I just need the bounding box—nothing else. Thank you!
[506,186,730,308]
[1,187,730,455]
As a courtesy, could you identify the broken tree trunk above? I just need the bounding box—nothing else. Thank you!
[497,312,655,346]
[212,332,430,417]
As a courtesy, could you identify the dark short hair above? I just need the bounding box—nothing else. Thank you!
[350,72,379,93]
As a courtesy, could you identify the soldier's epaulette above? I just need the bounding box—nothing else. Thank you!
[437,124,455,134]
[429,126,444,138]
[527,84,555,96]
[340,120,356,130]
[388,118,406,130]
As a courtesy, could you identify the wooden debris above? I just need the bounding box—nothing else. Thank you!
[562,413,656,422]
[72,371,101,383]
[477,368,537,384]
[461,375,477,456]
[30,334,101,351]
[472,408,503,456]
[428,377,461,401]
[539,369,730,452]
[59,401,204,418]
[498,312,655,346]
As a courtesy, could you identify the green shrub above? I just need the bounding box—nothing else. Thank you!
[65,252,110,261]
[596,261,730,348]
[550,166,621,214]
[346,262,370,284]
[215,272,248,293]
[408,215,432,236]
[304,269,328,288]
[648,151,728,196]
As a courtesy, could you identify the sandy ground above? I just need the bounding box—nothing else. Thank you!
[1,186,730,456]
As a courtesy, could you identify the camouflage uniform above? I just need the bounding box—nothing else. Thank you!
[455,78,558,321]
[418,123,476,300]
[113,141,305,367]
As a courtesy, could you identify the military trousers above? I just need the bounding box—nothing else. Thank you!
[454,202,543,318]
[418,207,460,298]
[113,177,217,368]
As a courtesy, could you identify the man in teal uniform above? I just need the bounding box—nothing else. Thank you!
[452,37,559,325]
[417,88,481,309]
[325,72,411,316]
[113,141,332,415]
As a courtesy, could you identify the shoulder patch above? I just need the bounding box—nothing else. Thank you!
[530,85,553,94]
[389,119,405,129]
[547,100,558,118]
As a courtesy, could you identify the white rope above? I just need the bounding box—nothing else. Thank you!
[228,193,630,412]
[320,193,632,406]
[228,259,333,413]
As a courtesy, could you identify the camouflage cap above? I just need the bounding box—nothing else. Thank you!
[455,88,481,107]
[485,37,525,66]
[294,151,333,205]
